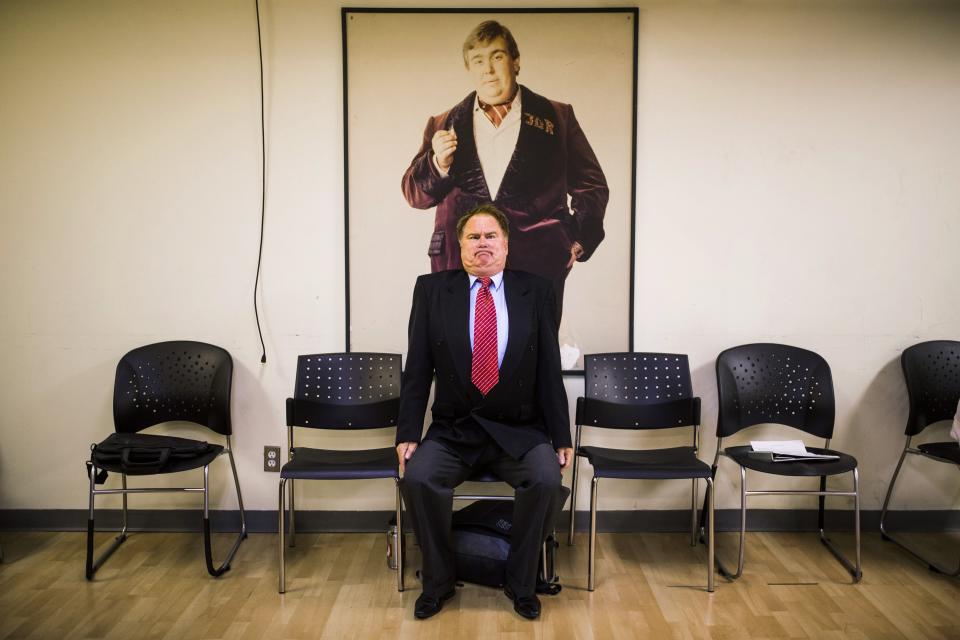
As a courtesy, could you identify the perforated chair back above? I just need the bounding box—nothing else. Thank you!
[901,340,960,436]
[585,352,693,403]
[113,341,233,436]
[278,352,406,594]
[581,352,699,429]
[715,343,835,439]
[572,352,714,592]
[710,344,861,583]
[287,353,401,430]
[89,341,245,581]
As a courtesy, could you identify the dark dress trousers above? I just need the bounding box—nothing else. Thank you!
[401,85,609,318]
[397,269,571,598]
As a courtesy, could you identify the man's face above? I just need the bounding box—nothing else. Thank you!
[459,214,509,277]
[466,36,519,105]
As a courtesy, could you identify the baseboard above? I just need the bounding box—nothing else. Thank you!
[1,508,958,534]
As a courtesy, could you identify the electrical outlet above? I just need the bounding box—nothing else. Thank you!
[264,446,281,472]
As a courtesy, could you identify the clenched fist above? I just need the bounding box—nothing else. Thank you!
[431,127,458,171]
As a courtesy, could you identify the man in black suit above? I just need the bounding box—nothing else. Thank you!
[396,204,572,620]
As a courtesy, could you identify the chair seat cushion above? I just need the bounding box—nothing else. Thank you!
[918,441,960,464]
[281,446,398,480]
[725,445,857,476]
[91,432,223,475]
[579,445,712,480]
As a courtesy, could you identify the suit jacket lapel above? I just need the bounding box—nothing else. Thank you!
[498,270,532,386]
[496,86,558,203]
[497,95,531,200]
[450,92,491,201]
[442,271,477,397]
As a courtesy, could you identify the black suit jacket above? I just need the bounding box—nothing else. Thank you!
[396,269,571,463]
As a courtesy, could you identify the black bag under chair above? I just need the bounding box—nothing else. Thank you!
[451,486,569,594]
[85,341,247,580]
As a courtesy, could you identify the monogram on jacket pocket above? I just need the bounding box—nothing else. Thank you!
[427,230,444,256]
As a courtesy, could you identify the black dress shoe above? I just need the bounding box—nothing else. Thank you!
[414,589,455,619]
[504,586,541,620]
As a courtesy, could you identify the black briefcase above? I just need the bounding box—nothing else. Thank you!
[451,486,568,592]
[89,432,219,479]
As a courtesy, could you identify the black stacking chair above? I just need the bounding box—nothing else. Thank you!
[709,343,861,582]
[566,353,714,592]
[278,353,404,593]
[85,341,247,580]
[880,340,960,574]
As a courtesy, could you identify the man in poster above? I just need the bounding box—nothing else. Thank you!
[401,20,609,321]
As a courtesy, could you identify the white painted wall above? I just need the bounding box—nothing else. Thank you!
[1,0,957,514]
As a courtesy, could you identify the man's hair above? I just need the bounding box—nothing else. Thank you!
[462,20,520,68]
[456,204,510,240]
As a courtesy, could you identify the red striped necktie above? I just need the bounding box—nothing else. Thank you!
[471,277,499,395]
[479,100,512,128]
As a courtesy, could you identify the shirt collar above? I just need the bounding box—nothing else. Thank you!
[469,271,504,290]
[473,89,521,114]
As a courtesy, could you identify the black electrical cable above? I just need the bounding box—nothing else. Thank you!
[253,0,267,363]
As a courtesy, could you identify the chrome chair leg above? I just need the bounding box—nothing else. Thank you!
[202,451,247,577]
[697,453,720,544]
[279,477,287,593]
[880,445,960,575]
[735,465,746,578]
[395,479,405,592]
[818,468,862,582]
[690,477,699,546]
[587,476,599,591]
[121,474,128,533]
[86,443,244,580]
[85,463,128,580]
[708,455,862,584]
[879,443,908,537]
[706,477,715,593]
[541,536,549,582]
[288,479,296,548]
[712,464,745,580]
[226,445,248,540]
[855,470,861,577]
[568,452,580,545]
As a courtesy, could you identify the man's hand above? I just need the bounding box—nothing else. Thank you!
[556,447,575,470]
[396,441,419,476]
[431,127,458,172]
[566,241,584,269]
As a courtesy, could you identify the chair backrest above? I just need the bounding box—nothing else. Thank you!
[901,340,960,436]
[715,343,835,439]
[113,341,233,436]
[287,353,401,429]
[579,352,699,429]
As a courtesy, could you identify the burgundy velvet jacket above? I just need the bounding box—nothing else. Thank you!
[401,86,609,286]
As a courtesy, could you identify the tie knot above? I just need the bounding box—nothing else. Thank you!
[479,100,512,127]
[479,277,492,290]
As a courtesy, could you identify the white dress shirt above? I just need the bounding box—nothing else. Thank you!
[472,92,522,200]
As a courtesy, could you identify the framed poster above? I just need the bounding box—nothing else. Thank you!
[344,8,636,372]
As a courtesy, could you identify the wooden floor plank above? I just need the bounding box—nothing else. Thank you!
[1,531,959,639]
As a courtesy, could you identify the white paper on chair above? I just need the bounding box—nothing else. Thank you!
[748,440,839,462]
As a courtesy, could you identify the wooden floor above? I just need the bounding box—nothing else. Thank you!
[0,529,958,639]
